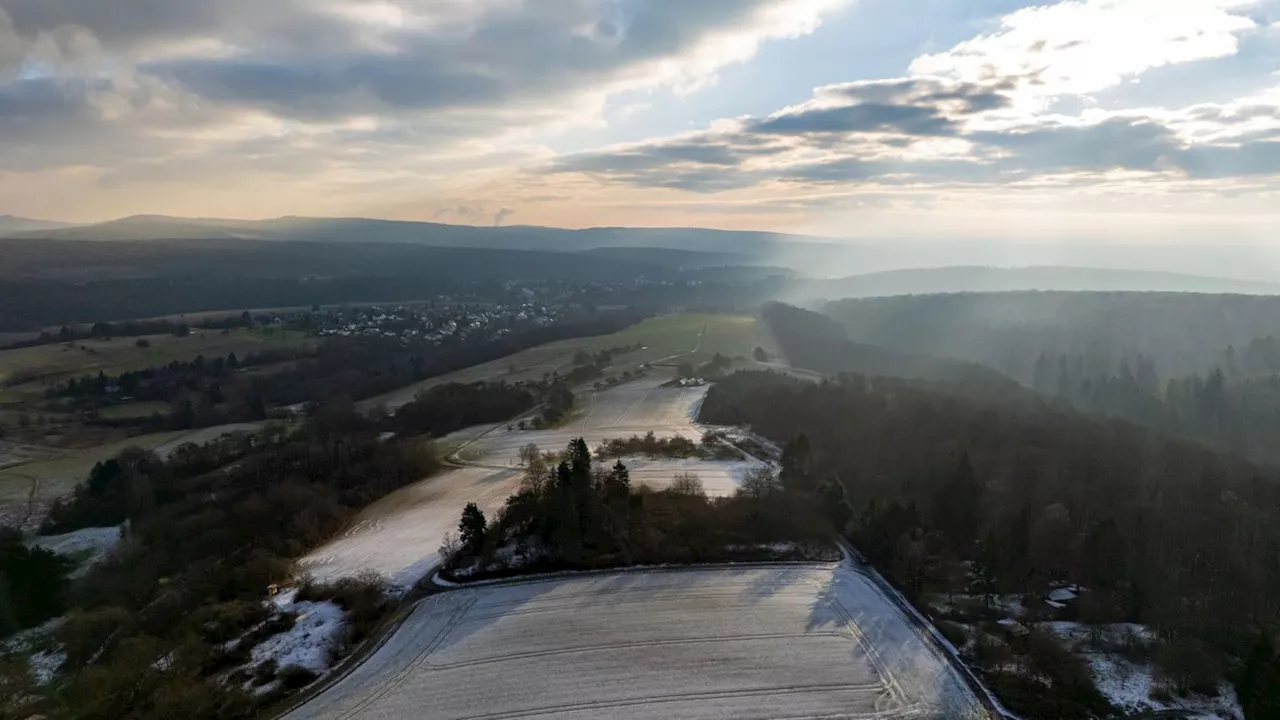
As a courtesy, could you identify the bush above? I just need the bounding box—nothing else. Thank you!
[252,659,278,686]
[937,620,968,648]
[277,664,319,690]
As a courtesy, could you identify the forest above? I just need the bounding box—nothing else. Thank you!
[700,371,1280,718]
[816,293,1280,465]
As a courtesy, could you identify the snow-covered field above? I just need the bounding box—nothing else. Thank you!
[30,524,122,577]
[285,565,989,720]
[153,422,264,459]
[300,376,765,590]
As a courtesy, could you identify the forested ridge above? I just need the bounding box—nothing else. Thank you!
[701,371,1280,717]
[825,291,1280,379]
[820,293,1280,465]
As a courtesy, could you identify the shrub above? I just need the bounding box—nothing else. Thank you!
[937,620,968,648]
[277,664,319,690]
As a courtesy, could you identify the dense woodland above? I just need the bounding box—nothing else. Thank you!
[826,291,1280,380]
[701,371,1280,718]
[816,294,1280,465]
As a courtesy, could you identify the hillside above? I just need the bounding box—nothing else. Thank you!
[761,302,1029,401]
[0,215,77,235]
[824,291,1280,379]
[802,266,1280,298]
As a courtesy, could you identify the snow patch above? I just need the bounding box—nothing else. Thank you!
[28,649,65,685]
[31,525,122,576]
[248,593,345,676]
[1088,654,1242,719]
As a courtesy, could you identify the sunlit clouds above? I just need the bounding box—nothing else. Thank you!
[0,0,1277,239]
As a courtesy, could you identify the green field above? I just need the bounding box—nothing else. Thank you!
[360,313,777,411]
[0,328,313,388]
[0,431,189,507]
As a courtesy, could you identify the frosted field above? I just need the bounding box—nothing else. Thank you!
[285,565,988,720]
[301,376,764,589]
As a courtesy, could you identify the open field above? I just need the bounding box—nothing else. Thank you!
[0,327,313,388]
[96,401,171,420]
[305,374,765,590]
[359,313,773,412]
[285,565,988,720]
[0,422,266,527]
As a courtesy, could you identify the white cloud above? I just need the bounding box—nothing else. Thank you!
[910,0,1260,107]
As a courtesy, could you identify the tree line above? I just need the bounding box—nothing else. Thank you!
[441,437,834,581]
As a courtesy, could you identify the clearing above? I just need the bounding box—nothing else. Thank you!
[358,312,776,412]
[0,422,265,528]
[284,565,988,720]
[303,375,767,590]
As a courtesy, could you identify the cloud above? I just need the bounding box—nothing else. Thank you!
[0,0,849,182]
[909,0,1260,102]
[539,2,1280,195]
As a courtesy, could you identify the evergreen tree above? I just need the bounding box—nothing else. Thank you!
[458,502,487,552]
[780,434,814,493]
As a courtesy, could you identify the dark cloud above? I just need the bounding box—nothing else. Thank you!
[749,103,959,136]
[544,81,1280,192]
[5,0,798,122]
[969,118,1184,173]
[1176,141,1280,178]
[744,77,1013,138]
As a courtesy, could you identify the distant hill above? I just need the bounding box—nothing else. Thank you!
[5,214,804,256]
[799,265,1280,299]
[761,302,1029,401]
[824,290,1280,379]
[0,214,78,235]
[12,216,1280,287]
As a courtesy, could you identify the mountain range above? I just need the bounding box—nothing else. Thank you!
[5,213,1280,296]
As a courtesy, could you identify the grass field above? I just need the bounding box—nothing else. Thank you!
[360,313,776,411]
[0,328,313,388]
[0,430,189,507]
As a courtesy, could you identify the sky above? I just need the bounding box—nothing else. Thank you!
[1,0,1278,243]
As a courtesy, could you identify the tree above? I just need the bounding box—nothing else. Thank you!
[780,434,814,493]
[607,460,631,500]
[1239,638,1280,720]
[753,347,769,362]
[458,503,487,552]
[933,452,983,551]
[670,472,705,497]
[739,467,779,499]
